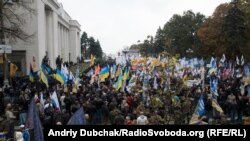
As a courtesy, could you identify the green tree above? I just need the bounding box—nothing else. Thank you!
[139,36,154,57]
[222,0,247,59]
[81,31,88,59]
[87,37,103,59]
[237,0,250,60]
[162,10,206,58]
[154,27,165,56]
[95,40,103,58]
[81,32,104,60]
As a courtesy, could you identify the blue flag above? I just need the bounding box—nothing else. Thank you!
[67,107,85,125]
[210,76,218,98]
[196,95,205,116]
[25,99,44,141]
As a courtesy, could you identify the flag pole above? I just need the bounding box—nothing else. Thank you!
[3,50,9,87]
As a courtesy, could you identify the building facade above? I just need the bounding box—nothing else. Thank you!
[116,49,140,65]
[6,0,81,75]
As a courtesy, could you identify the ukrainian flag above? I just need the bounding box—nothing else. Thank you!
[40,68,49,88]
[29,63,34,82]
[55,69,66,85]
[41,64,52,75]
[123,67,130,81]
[212,98,224,114]
[115,66,121,78]
[99,66,109,81]
[190,95,206,124]
[115,73,123,91]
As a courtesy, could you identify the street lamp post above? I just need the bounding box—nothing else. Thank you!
[186,48,193,58]
[82,43,89,60]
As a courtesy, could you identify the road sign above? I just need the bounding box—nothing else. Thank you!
[0,45,12,53]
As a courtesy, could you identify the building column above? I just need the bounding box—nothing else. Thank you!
[66,29,69,62]
[46,10,54,67]
[53,11,59,65]
[61,26,65,61]
[58,24,61,57]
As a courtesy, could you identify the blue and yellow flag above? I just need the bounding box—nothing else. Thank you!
[29,63,35,82]
[41,64,52,75]
[123,67,130,81]
[99,66,109,81]
[40,68,49,88]
[189,95,206,125]
[115,73,123,91]
[212,98,224,114]
[115,66,121,78]
[55,69,66,85]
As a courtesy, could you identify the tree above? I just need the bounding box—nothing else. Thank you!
[154,27,165,56]
[197,1,249,60]
[81,32,88,59]
[130,44,140,50]
[222,1,247,59]
[87,37,103,59]
[81,31,104,60]
[95,40,103,58]
[139,36,154,57]
[237,0,250,19]
[237,0,250,61]
[0,0,35,44]
[197,4,230,59]
[162,10,206,58]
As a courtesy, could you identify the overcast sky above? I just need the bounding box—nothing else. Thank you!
[58,0,231,55]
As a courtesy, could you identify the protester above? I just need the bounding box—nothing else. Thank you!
[2,54,250,140]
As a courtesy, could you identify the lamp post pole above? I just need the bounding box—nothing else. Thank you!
[186,48,193,58]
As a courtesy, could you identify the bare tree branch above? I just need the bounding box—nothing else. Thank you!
[0,0,36,43]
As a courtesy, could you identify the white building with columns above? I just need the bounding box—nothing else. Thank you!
[7,0,81,75]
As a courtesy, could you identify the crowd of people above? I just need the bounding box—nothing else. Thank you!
[0,55,250,140]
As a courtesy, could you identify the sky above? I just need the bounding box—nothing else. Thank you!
[58,0,231,55]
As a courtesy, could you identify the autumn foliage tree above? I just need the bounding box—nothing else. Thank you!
[197,4,231,59]
[131,10,206,58]
[197,0,250,61]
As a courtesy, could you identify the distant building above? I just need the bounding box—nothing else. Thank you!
[125,49,140,59]
[3,0,81,75]
[116,49,140,65]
